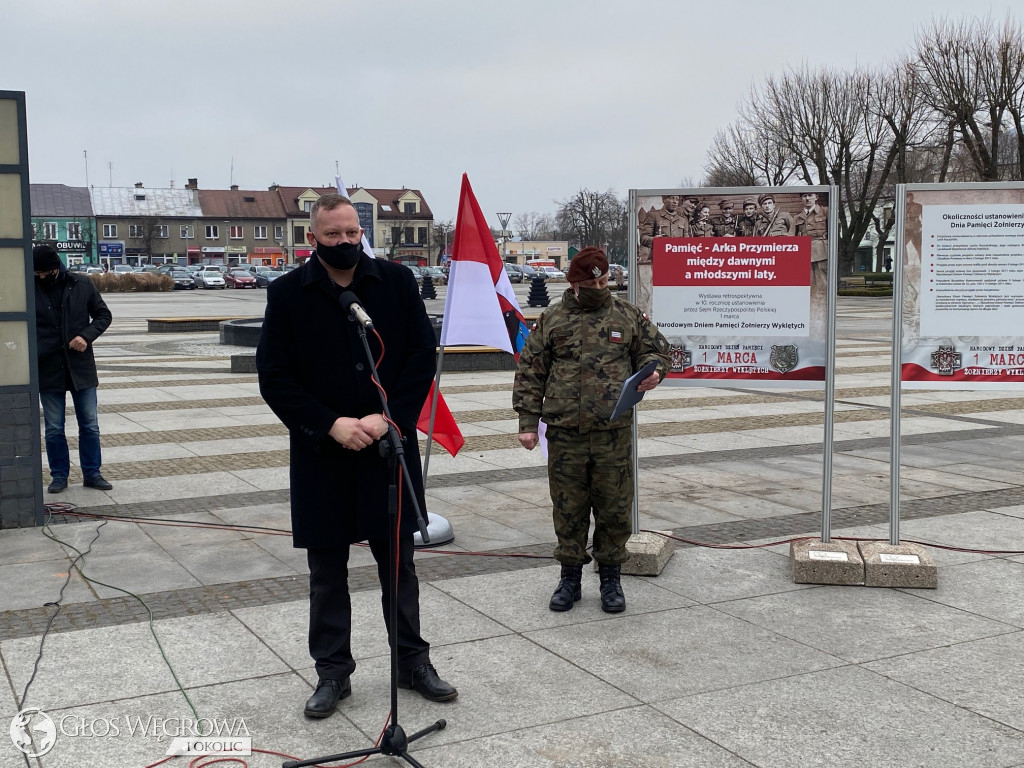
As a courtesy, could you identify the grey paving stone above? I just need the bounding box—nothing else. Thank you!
[413,705,758,768]
[524,605,843,703]
[713,584,1016,664]
[434,565,694,633]
[657,665,1024,768]
[863,630,1024,732]
[333,635,639,747]
[2,613,289,711]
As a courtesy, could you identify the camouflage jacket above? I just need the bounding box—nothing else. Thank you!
[513,289,671,433]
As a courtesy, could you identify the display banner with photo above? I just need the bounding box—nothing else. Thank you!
[900,184,1024,389]
[631,187,832,389]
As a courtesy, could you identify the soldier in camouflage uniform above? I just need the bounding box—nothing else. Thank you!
[513,247,670,613]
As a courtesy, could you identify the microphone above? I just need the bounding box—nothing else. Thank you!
[338,291,374,329]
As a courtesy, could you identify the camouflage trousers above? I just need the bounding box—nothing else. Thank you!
[546,426,633,567]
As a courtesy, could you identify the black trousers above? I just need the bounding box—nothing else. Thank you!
[306,535,430,681]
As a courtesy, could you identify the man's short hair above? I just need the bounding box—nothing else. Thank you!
[309,193,354,229]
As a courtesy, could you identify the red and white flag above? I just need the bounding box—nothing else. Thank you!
[441,174,528,357]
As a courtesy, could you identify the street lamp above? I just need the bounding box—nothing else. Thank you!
[496,212,512,262]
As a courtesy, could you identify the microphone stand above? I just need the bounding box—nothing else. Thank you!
[284,311,445,768]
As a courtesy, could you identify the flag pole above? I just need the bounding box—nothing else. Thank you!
[422,344,446,481]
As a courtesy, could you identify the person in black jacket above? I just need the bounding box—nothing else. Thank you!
[33,246,113,493]
[256,194,456,719]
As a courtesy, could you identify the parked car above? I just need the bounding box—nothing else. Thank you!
[248,265,277,278]
[112,264,134,275]
[84,266,104,275]
[542,266,566,280]
[254,270,284,288]
[519,264,547,282]
[420,266,447,285]
[225,269,257,289]
[404,264,423,284]
[504,264,523,283]
[165,268,197,290]
[281,264,299,272]
[194,267,226,289]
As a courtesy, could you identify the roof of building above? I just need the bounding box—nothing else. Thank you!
[354,187,434,220]
[89,187,203,217]
[197,189,288,219]
[272,185,433,220]
[30,184,93,217]
[272,186,336,217]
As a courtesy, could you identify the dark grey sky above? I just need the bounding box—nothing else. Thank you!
[4,0,1015,224]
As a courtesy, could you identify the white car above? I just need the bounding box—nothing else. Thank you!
[542,266,566,280]
[194,267,226,289]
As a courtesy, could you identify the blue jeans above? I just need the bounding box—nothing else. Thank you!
[39,388,102,480]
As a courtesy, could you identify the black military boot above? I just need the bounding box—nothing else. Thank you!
[549,564,583,612]
[598,564,626,613]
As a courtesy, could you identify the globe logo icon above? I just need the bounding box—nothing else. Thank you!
[10,708,56,757]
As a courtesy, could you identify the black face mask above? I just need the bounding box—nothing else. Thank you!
[35,271,58,288]
[316,240,362,271]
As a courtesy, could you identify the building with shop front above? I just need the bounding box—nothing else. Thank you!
[500,239,570,270]
[90,183,204,267]
[29,184,96,265]
[196,185,288,267]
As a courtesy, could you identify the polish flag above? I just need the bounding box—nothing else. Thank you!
[417,382,465,457]
[441,174,529,357]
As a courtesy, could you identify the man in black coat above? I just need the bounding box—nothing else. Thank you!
[256,194,457,719]
[33,245,113,493]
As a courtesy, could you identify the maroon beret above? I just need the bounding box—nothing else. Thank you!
[566,246,609,283]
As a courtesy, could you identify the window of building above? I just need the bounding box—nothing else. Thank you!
[293,225,305,243]
[67,222,82,240]
[230,225,244,239]
[404,227,414,244]
[303,201,313,212]
[43,222,58,240]
[102,224,117,238]
[155,225,169,238]
[418,227,427,245]
[403,202,416,214]
[129,224,144,239]
[206,225,219,239]
[274,225,284,240]
[253,225,267,239]
[391,227,401,244]
[180,224,194,239]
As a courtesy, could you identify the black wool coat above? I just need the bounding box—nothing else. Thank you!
[256,255,436,548]
[34,269,112,392]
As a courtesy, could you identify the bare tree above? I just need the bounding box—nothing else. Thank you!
[916,15,1024,181]
[513,212,557,241]
[556,188,625,251]
[431,219,453,264]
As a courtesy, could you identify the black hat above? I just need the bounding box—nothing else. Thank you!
[33,245,61,273]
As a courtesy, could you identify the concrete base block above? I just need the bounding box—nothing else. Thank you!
[859,541,938,589]
[622,531,675,576]
[231,354,257,373]
[790,539,864,585]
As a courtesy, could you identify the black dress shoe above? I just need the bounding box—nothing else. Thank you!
[303,678,351,718]
[83,475,113,490]
[47,478,68,494]
[397,663,458,702]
